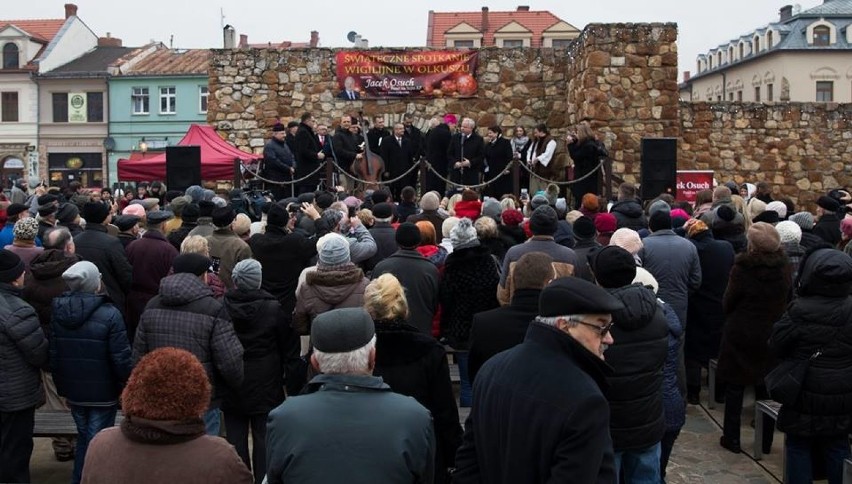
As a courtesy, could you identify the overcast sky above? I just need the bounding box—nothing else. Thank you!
[6,0,821,81]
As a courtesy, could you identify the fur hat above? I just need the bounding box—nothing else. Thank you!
[420,192,440,211]
[172,253,211,276]
[211,207,236,228]
[185,185,204,203]
[13,218,39,241]
[789,211,815,231]
[609,228,643,255]
[451,217,479,250]
[775,220,802,244]
[752,210,779,225]
[266,204,288,228]
[121,348,211,421]
[747,222,781,253]
[817,195,841,212]
[83,202,110,224]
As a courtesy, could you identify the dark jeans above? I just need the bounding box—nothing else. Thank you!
[456,351,472,407]
[224,411,268,484]
[723,383,774,449]
[660,429,680,480]
[785,434,851,484]
[0,407,36,484]
[70,405,118,484]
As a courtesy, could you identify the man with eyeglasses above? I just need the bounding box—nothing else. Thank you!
[454,276,623,484]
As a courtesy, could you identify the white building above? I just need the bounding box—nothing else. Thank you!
[680,0,852,103]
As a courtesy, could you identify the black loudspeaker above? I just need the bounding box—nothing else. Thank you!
[166,146,201,192]
[640,138,677,200]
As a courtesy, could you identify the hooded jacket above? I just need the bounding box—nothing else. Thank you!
[49,292,132,405]
[0,282,48,411]
[292,264,369,335]
[610,200,647,231]
[770,249,852,437]
[22,249,82,334]
[604,283,669,451]
[132,273,244,406]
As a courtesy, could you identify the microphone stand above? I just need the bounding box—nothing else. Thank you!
[459,133,465,186]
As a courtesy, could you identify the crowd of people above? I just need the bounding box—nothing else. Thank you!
[1,123,852,484]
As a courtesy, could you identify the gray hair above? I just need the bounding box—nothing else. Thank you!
[462,117,475,129]
[313,336,376,375]
[535,315,589,328]
[374,215,393,224]
[43,227,73,251]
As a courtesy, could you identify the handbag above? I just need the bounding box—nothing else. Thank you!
[764,350,820,405]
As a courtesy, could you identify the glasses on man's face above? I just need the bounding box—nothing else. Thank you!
[566,317,614,337]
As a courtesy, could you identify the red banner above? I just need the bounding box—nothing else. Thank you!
[335,51,479,99]
[676,170,715,204]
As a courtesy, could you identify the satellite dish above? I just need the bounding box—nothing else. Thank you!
[103,137,116,151]
[347,31,358,43]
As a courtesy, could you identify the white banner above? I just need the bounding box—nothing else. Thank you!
[68,93,87,123]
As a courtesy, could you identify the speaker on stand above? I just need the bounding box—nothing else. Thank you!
[640,138,677,200]
[166,146,202,193]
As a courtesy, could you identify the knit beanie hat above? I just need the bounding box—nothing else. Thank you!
[775,220,802,244]
[648,210,672,232]
[573,216,597,240]
[0,249,24,283]
[231,259,262,290]
[57,203,79,225]
[420,192,440,211]
[319,234,351,266]
[766,201,788,219]
[13,218,39,241]
[202,189,215,202]
[589,245,637,289]
[212,207,236,228]
[747,222,781,253]
[481,198,502,220]
[62,261,101,293]
[594,213,617,234]
[530,194,549,210]
[717,205,736,222]
[122,204,147,218]
[181,203,200,224]
[529,205,558,235]
[83,202,110,224]
[609,228,643,255]
[395,222,422,249]
[789,211,815,231]
[648,199,671,218]
[121,348,211,421]
[167,195,189,217]
[451,217,479,250]
[185,185,204,203]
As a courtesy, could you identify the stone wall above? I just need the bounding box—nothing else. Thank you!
[679,102,852,206]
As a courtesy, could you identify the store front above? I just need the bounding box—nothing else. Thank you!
[48,152,104,188]
[1,155,25,190]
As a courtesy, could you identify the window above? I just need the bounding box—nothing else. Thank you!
[717,52,722,66]
[739,44,744,58]
[816,81,833,102]
[199,86,208,113]
[728,47,734,62]
[159,87,176,114]
[717,96,722,101]
[754,86,761,102]
[737,91,743,102]
[502,39,523,48]
[729,92,734,101]
[2,43,19,69]
[131,87,149,114]
[813,26,831,46]
[551,39,572,48]
[766,83,774,102]
[767,31,774,48]
[453,40,474,48]
[709,58,713,69]
[52,93,68,122]
[87,92,103,122]
[1,92,18,121]
[753,37,761,53]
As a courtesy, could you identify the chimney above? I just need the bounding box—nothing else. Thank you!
[64,3,78,18]
[223,26,236,49]
[683,71,691,81]
[98,32,123,47]
[517,5,530,11]
[779,4,793,21]
[238,34,248,48]
[310,31,319,48]
[481,7,489,36]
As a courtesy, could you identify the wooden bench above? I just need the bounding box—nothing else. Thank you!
[753,399,781,460]
[33,411,125,438]
[708,358,718,409]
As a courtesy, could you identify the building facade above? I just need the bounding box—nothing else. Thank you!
[427,6,580,48]
[107,47,209,186]
[680,0,852,103]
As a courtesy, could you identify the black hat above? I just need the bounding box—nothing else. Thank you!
[272,123,286,132]
[267,203,289,227]
[211,207,236,228]
[315,192,335,210]
[37,194,58,206]
[311,308,376,353]
[172,253,211,276]
[38,204,58,217]
[817,195,841,212]
[113,215,141,232]
[297,193,315,205]
[372,203,393,220]
[572,216,596,240]
[181,203,200,223]
[164,190,183,203]
[6,203,28,218]
[752,210,779,225]
[287,121,299,129]
[0,249,25,283]
[588,246,637,289]
[529,205,558,236]
[56,203,79,225]
[539,277,624,317]
[797,248,852,297]
[82,202,110,224]
[717,205,736,222]
[198,200,215,217]
[648,210,672,232]
[395,222,421,249]
[147,210,174,225]
[371,190,390,205]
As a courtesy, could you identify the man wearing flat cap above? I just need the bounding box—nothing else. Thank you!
[125,210,178,341]
[266,307,435,484]
[263,123,296,201]
[36,194,59,241]
[813,194,842,246]
[455,277,623,483]
[206,206,252,290]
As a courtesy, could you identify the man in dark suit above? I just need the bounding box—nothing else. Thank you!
[367,116,390,155]
[380,123,417,201]
[424,116,452,196]
[483,125,515,198]
[293,113,326,195]
[468,252,554,382]
[337,76,361,100]
[447,117,485,187]
[402,113,425,159]
[332,115,363,192]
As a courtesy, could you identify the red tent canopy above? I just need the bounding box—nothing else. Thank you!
[117,124,261,181]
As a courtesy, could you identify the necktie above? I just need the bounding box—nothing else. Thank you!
[349,91,354,100]
[397,137,402,147]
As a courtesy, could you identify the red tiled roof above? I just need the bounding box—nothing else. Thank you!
[123,48,210,76]
[427,8,568,48]
[0,19,66,42]
[246,42,310,49]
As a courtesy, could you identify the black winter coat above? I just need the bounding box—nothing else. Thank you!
[439,244,500,349]
[572,238,602,282]
[132,273,244,406]
[717,250,791,386]
[248,226,316,315]
[0,283,48,412]
[483,135,514,198]
[22,249,82,335]
[425,124,452,175]
[372,250,439,334]
[813,212,841,246]
[610,200,647,231]
[454,323,616,484]
[293,122,323,184]
[74,224,133,314]
[167,222,197,251]
[468,288,539,383]
[262,137,295,182]
[604,284,669,451]
[770,249,852,437]
[365,222,397,272]
[686,230,735,364]
[373,320,462,482]
[49,293,132,405]
[222,288,301,414]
